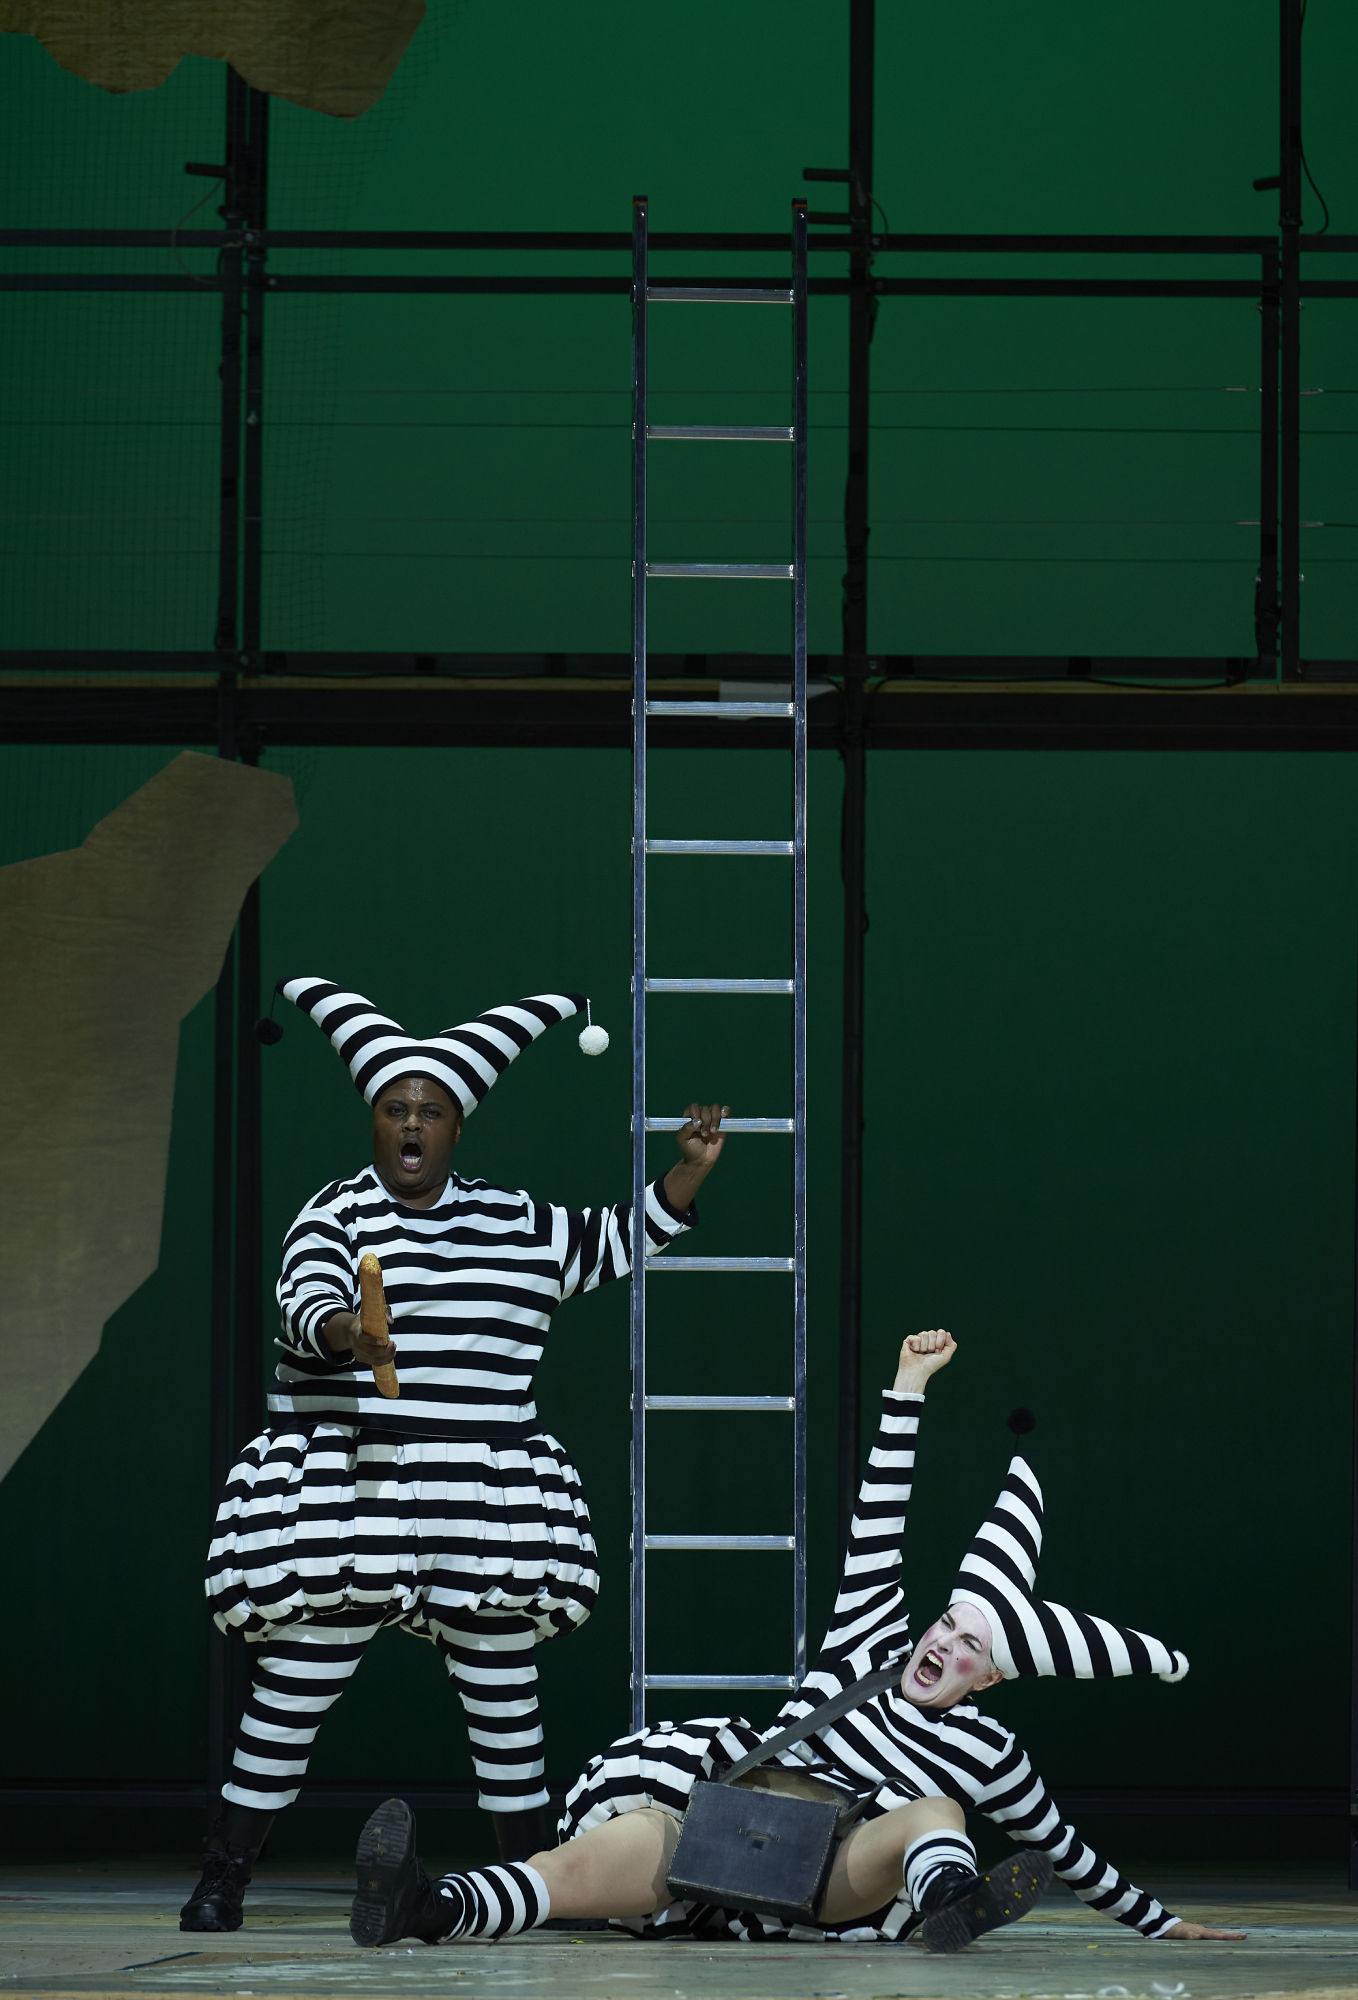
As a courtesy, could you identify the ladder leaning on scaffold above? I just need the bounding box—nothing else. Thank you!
[629,196,810,1730]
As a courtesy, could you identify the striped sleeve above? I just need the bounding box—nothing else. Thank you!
[818,1391,921,1662]
[974,1743,1179,1938]
[275,1196,358,1363]
[557,1177,695,1301]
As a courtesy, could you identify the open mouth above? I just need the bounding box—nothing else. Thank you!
[914,1649,944,1689]
[398,1143,423,1173]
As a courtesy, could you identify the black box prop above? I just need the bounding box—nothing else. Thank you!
[666,1779,842,1925]
[665,1663,900,1926]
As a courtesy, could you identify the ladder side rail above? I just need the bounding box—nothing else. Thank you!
[791,200,810,1686]
[630,195,649,1735]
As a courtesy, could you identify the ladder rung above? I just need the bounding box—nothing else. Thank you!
[645,839,793,856]
[645,1395,794,1411]
[647,562,793,580]
[649,1256,794,1273]
[646,425,794,443]
[645,700,793,719]
[645,1534,794,1550]
[645,1674,798,1690]
[646,287,794,305]
[643,1116,792,1134]
[644,977,793,994]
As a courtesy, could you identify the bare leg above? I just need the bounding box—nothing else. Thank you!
[819,1796,966,1925]
[525,1809,680,1920]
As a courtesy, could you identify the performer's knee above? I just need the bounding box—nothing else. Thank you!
[887,1794,966,1849]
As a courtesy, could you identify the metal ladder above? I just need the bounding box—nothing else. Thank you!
[629,197,809,1731]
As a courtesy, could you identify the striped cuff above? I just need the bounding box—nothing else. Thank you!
[644,1175,696,1247]
[284,1296,354,1363]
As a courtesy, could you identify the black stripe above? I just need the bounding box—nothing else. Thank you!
[1041,1604,1077,1677]
[1121,1626,1155,1674]
[507,997,572,1031]
[1070,1608,1115,1676]
[992,1595,1040,1678]
[445,1027,521,1072]
[319,999,398,1041]
[352,1049,480,1100]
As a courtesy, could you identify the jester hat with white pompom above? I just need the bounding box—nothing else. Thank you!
[276,977,608,1116]
[949,1456,1189,1684]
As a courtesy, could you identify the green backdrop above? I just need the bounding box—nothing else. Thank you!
[0,743,1354,1869]
[0,0,1355,1870]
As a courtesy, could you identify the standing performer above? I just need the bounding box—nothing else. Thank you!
[349,1330,1243,1953]
[182,979,728,1933]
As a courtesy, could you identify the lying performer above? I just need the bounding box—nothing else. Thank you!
[182,979,728,1933]
[347,1328,1244,1952]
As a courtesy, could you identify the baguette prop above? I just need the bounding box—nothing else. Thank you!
[358,1251,399,1399]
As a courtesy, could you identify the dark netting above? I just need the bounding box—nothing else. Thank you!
[1,11,1352,661]
[0,46,223,651]
[0,744,189,863]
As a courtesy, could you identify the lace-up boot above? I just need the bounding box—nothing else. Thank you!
[179,1806,275,1933]
[350,1799,454,1948]
[919,1849,1054,1953]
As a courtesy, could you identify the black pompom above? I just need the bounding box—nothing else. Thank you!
[254,1017,284,1045]
[1006,1406,1036,1437]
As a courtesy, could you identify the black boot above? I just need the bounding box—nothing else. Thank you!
[491,1805,551,1865]
[918,1863,977,1915]
[180,1805,276,1933]
[350,1798,452,1949]
[919,1850,1054,1954]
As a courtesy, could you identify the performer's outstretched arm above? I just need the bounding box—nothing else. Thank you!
[976,1742,1242,1941]
[557,1102,728,1298]
[815,1330,956,1669]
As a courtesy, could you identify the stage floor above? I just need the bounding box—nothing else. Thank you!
[5,1865,1356,2000]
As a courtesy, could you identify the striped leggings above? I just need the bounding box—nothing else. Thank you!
[221,1608,546,1814]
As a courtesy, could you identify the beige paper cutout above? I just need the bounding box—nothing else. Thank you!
[0,0,426,119]
[0,750,298,1482]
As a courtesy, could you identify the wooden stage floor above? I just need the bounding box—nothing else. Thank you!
[5,1865,1355,2000]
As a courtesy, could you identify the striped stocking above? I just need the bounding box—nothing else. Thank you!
[903,1827,978,1912]
[432,1862,551,1940]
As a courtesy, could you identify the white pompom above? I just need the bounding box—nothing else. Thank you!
[578,1024,610,1056]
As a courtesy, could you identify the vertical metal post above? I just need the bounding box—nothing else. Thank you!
[241,86,269,662]
[206,890,235,1814]
[843,0,875,660]
[216,69,247,661]
[791,202,809,1686]
[234,807,264,1452]
[838,0,874,1557]
[1351,929,1358,1888]
[629,196,649,1735]
[1279,0,1303,680]
[232,81,269,1454]
[206,62,250,1819]
[1256,252,1281,677]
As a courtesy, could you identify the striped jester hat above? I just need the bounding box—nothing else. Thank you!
[949,1456,1189,1683]
[277,977,606,1116]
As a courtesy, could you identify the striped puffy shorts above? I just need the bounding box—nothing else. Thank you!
[204,1422,598,1642]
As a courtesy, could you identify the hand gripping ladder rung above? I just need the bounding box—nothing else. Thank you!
[630,195,809,1726]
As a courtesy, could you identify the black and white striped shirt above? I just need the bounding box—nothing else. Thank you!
[268,1168,693,1438]
[765,1393,1179,1938]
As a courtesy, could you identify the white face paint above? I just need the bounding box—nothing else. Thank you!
[899,1600,1001,1709]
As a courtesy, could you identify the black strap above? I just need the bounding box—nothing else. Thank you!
[718,1662,902,1788]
